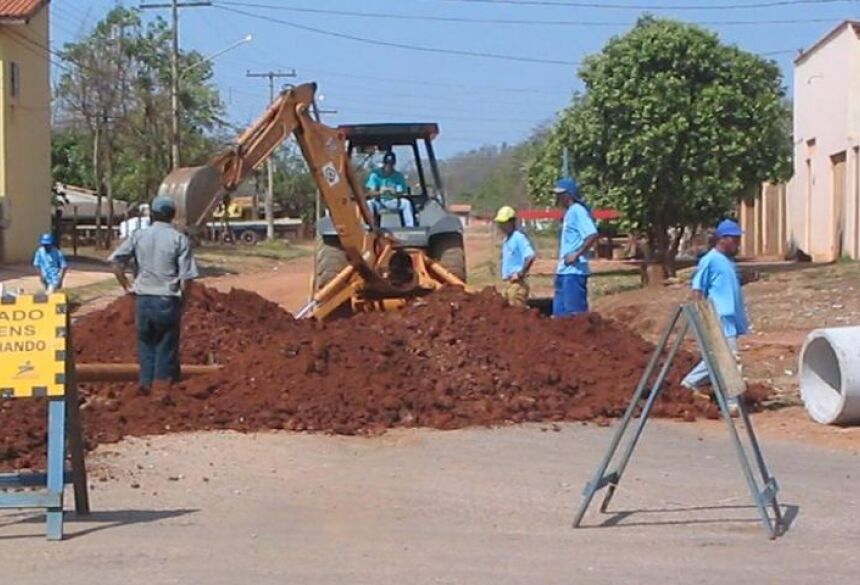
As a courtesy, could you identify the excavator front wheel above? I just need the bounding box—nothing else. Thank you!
[314,236,349,293]
[429,233,467,283]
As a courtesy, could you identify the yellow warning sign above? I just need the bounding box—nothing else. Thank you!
[0,293,68,398]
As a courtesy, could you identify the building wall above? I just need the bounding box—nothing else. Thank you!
[738,183,787,259]
[0,8,51,263]
[788,24,860,261]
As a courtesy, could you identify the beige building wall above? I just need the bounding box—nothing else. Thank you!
[738,183,787,259]
[0,7,51,263]
[788,22,860,261]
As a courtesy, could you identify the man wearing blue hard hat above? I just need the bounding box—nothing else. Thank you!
[109,194,199,393]
[682,218,748,397]
[552,177,599,317]
[32,233,68,293]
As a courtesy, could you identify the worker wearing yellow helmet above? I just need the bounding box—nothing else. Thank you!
[494,205,536,308]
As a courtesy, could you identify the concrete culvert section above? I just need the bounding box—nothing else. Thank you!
[800,327,860,425]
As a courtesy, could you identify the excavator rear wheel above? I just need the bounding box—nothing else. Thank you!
[314,236,349,292]
[430,233,467,283]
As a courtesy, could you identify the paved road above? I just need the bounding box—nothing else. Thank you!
[0,422,857,584]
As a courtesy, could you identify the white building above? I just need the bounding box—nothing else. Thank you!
[788,20,860,261]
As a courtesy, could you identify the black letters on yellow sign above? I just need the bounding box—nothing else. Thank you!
[0,309,46,353]
[0,340,47,352]
[0,309,45,322]
[0,325,37,337]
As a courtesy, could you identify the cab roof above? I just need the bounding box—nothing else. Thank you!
[338,123,439,147]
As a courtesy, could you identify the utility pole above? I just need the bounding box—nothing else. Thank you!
[246,70,296,240]
[140,1,211,170]
[562,146,570,178]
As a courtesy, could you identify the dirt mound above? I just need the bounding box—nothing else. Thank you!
[0,284,768,470]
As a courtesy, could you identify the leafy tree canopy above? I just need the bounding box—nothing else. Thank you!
[528,16,791,269]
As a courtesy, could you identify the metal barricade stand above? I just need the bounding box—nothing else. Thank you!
[573,300,784,539]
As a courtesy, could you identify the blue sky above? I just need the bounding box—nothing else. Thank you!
[50,0,859,157]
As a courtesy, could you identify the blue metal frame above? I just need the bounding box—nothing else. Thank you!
[573,303,784,539]
[0,399,66,540]
[0,333,90,541]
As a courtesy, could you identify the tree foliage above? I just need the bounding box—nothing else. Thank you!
[441,135,546,215]
[272,143,317,226]
[53,6,226,243]
[528,17,791,270]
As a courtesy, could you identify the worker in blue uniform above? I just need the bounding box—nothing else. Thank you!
[494,205,536,307]
[365,151,415,227]
[33,233,68,293]
[682,219,748,400]
[552,178,599,317]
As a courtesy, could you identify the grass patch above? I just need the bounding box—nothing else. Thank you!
[66,278,121,310]
[196,240,311,262]
[528,271,641,299]
[467,260,499,289]
[529,232,558,257]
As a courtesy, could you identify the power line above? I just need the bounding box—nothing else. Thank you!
[140,1,213,168]
[432,0,851,10]
[214,0,843,27]
[211,5,580,66]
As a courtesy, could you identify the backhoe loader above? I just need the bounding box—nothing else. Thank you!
[156,82,466,320]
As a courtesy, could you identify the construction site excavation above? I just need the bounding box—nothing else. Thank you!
[0,282,769,472]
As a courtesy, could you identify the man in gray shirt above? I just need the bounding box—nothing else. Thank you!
[109,195,199,391]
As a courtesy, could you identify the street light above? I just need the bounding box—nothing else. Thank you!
[181,34,253,79]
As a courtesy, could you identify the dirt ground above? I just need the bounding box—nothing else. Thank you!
[1,423,858,584]
[190,227,860,450]
[3,228,859,581]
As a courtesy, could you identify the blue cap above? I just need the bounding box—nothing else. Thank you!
[553,177,580,198]
[715,219,743,238]
[39,233,55,246]
[151,195,176,214]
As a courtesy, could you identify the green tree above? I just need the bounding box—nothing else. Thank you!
[272,143,317,228]
[528,17,791,275]
[51,130,93,187]
[54,6,224,245]
[441,135,547,216]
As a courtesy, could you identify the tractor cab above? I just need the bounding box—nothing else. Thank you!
[340,123,446,224]
[315,122,466,290]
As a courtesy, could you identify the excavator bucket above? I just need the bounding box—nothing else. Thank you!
[157,164,225,231]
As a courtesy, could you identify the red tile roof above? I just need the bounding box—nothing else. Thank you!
[0,0,48,21]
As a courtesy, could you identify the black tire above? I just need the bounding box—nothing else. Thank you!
[315,236,349,292]
[238,230,260,245]
[430,233,466,283]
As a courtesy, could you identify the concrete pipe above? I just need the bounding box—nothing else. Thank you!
[799,327,860,425]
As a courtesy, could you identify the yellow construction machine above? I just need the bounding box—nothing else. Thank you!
[157,82,466,320]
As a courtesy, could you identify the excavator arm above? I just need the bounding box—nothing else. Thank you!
[158,82,464,319]
[158,82,378,273]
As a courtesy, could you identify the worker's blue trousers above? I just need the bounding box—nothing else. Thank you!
[136,295,182,389]
[552,274,589,317]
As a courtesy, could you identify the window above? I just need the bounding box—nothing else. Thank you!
[9,62,19,99]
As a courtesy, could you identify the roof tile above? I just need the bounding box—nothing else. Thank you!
[0,0,48,20]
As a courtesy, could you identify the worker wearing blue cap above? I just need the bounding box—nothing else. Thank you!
[32,233,68,293]
[552,177,599,317]
[109,195,199,393]
[682,219,748,393]
[366,151,415,228]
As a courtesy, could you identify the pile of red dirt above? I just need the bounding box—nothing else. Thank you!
[0,284,768,470]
